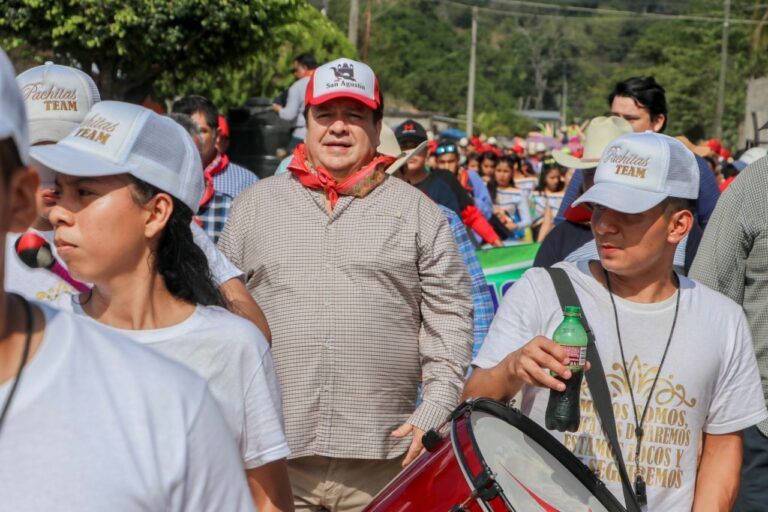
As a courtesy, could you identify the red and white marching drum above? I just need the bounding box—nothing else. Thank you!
[366,399,626,512]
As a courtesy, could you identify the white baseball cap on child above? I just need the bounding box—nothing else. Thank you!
[16,62,101,145]
[30,101,204,213]
[0,48,29,165]
[573,131,699,214]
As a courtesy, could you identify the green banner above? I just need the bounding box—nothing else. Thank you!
[476,243,540,311]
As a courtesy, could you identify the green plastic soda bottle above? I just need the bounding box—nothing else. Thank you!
[545,305,588,432]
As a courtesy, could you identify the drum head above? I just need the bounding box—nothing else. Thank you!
[467,401,625,512]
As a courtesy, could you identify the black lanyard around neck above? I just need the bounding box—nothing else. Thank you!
[603,269,680,506]
[0,295,33,440]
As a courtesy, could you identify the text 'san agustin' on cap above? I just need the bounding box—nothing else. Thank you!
[30,101,205,214]
[16,62,101,145]
[572,131,699,214]
[305,58,381,110]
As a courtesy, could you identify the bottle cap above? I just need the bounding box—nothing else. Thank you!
[564,305,581,316]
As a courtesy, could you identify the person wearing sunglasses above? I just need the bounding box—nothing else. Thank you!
[434,142,493,222]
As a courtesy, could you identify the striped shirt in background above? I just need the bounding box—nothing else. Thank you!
[218,173,473,460]
[495,188,533,230]
[531,190,565,221]
[437,204,494,358]
[515,176,537,198]
[690,157,768,434]
[213,161,260,199]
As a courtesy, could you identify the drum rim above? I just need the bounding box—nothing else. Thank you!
[454,398,627,512]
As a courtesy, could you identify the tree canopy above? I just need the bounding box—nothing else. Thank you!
[328,0,768,147]
[1,0,354,109]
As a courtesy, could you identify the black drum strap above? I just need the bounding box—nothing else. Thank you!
[545,267,640,512]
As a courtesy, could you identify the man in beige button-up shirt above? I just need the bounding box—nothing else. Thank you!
[218,58,473,511]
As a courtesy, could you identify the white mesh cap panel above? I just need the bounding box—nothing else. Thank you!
[129,113,204,212]
[0,49,28,164]
[664,135,699,200]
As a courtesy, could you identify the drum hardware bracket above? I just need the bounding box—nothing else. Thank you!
[422,429,442,452]
[451,400,476,420]
[473,468,501,501]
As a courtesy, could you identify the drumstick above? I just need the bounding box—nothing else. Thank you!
[14,232,90,293]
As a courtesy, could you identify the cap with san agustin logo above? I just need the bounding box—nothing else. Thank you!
[572,131,699,214]
[30,101,204,213]
[305,58,381,111]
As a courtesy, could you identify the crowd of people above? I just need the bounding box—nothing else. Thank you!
[1,44,768,512]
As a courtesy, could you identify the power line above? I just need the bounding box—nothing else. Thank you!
[445,0,766,25]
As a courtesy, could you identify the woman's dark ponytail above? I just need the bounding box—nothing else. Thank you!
[131,178,225,308]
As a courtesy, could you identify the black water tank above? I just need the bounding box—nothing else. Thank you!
[227,97,293,178]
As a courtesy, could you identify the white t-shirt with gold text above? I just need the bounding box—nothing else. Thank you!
[474,260,767,510]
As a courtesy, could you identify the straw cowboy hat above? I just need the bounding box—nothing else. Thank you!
[552,116,633,169]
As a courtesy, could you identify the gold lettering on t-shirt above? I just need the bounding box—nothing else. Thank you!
[564,356,697,491]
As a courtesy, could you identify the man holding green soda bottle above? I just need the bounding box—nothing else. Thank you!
[464,132,766,511]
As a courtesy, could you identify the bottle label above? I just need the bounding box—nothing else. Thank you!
[563,345,587,370]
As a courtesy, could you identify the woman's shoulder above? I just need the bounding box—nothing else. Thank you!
[195,305,270,352]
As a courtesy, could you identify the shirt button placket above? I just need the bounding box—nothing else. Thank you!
[318,218,334,452]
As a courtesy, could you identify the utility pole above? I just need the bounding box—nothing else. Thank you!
[466,6,478,138]
[363,0,373,62]
[561,64,568,128]
[714,0,731,140]
[348,0,360,48]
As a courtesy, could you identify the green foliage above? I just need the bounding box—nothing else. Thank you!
[155,2,356,110]
[0,0,352,110]
[326,0,766,147]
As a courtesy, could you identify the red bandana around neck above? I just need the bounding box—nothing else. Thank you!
[287,144,395,209]
[200,151,230,209]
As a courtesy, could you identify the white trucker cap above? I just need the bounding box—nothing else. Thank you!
[0,48,29,165]
[305,58,381,111]
[16,62,100,145]
[573,131,699,214]
[30,101,204,213]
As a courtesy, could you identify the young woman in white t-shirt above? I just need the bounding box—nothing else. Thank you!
[43,104,292,511]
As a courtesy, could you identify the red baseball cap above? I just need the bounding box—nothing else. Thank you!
[305,58,381,111]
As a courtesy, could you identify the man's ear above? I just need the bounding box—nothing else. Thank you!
[668,209,693,244]
[7,166,39,233]
[652,113,667,133]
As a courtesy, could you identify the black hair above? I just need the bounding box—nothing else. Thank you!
[171,95,219,132]
[478,150,499,166]
[467,153,479,163]
[662,196,697,215]
[608,76,668,132]
[130,178,225,308]
[294,53,318,70]
[0,137,23,185]
[537,164,564,193]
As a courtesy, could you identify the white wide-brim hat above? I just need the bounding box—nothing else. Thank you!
[552,116,633,169]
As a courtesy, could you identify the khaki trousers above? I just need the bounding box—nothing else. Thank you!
[288,455,405,512]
